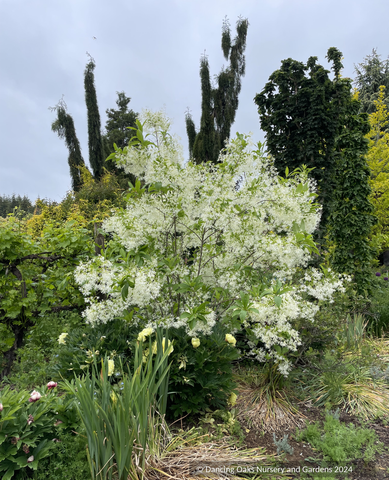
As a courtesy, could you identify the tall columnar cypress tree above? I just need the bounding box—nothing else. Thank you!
[185,108,197,159]
[84,54,105,180]
[50,99,85,192]
[186,16,249,164]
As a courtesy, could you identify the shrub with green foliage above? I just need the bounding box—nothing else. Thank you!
[167,324,239,417]
[8,312,84,389]
[52,318,136,382]
[368,275,389,336]
[0,384,81,480]
[33,430,89,480]
[53,319,238,418]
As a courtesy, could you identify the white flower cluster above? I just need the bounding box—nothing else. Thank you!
[74,110,347,374]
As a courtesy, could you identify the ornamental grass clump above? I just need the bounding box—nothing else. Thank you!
[74,110,349,377]
[338,313,368,350]
[309,354,389,419]
[235,363,305,432]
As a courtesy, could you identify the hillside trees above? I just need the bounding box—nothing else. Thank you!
[255,47,376,292]
[185,16,249,164]
[0,194,34,218]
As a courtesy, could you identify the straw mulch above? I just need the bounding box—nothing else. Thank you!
[142,434,275,480]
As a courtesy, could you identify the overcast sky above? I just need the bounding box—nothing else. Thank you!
[0,0,388,203]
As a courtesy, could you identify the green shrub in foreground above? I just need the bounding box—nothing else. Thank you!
[52,318,136,382]
[167,324,239,418]
[33,430,89,480]
[8,312,84,390]
[0,383,81,480]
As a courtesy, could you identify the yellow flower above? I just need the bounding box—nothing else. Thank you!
[58,333,68,345]
[178,355,188,370]
[225,334,236,346]
[150,339,173,355]
[137,327,154,342]
[107,359,115,376]
[191,338,200,348]
[228,392,237,406]
[162,338,174,355]
[110,391,117,404]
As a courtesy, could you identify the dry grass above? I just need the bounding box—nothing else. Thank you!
[235,383,305,433]
[233,364,306,433]
[314,377,389,419]
[144,439,272,479]
[364,337,389,361]
[116,426,275,480]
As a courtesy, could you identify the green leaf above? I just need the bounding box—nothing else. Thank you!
[121,283,129,301]
[2,466,16,480]
[274,296,282,307]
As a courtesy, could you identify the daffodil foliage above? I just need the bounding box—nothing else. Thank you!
[75,110,349,374]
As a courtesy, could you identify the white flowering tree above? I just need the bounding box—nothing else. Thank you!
[75,110,348,374]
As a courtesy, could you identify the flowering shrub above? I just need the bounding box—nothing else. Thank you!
[75,110,348,374]
[52,318,136,381]
[167,324,239,417]
[0,383,77,479]
[57,333,68,345]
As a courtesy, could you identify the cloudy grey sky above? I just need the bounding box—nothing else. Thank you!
[0,0,387,203]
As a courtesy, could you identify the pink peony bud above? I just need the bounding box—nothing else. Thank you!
[28,391,41,403]
[0,403,3,412]
[23,445,30,454]
[27,415,34,425]
[47,381,57,390]
[27,455,34,463]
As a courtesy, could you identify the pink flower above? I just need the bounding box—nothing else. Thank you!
[0,403,3,412]
[47,381,57,390]
[27,415,34,425]
[54,420,63,426]
[28,391,41,403]
[27,456,34,463]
